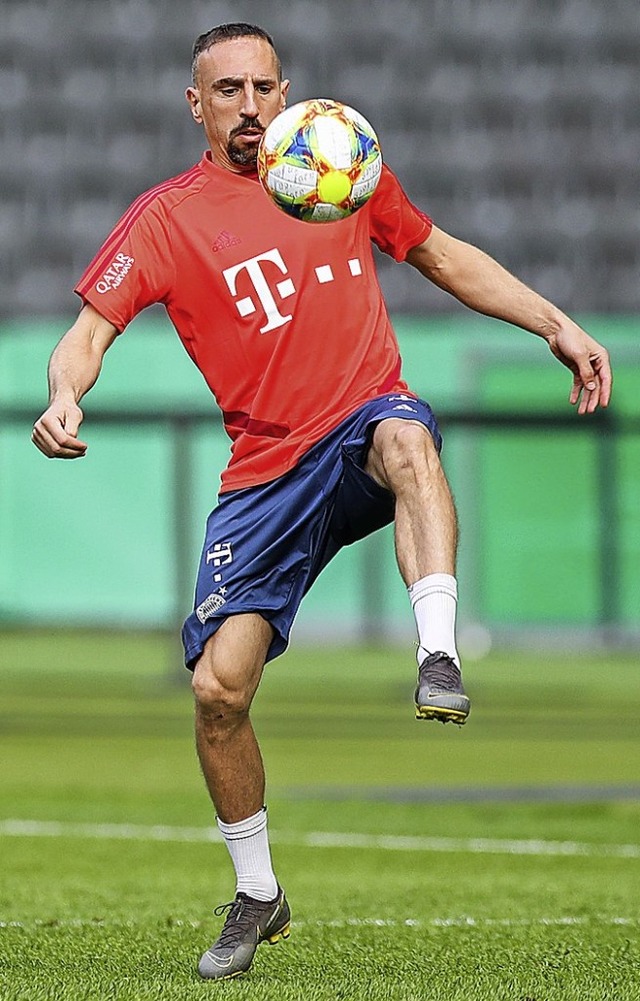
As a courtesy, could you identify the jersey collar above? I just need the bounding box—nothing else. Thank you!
[199,150,260,184]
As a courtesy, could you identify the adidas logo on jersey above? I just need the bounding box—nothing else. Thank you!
[212,230,242,252]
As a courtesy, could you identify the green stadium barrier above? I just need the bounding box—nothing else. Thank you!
[0,314,637,641]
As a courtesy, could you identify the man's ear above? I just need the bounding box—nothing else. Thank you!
[185,86,203,124]
[279,79,290,112]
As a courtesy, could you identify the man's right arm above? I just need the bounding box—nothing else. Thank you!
[31,303,119,458]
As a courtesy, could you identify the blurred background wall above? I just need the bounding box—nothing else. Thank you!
[1,0,638,650]
[2,0,640,316]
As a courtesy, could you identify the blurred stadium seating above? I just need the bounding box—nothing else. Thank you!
[1,1,638,646]
[1,0,639,318]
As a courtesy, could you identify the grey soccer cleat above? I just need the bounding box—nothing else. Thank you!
[198,887,291,980]
[415,651,470,725]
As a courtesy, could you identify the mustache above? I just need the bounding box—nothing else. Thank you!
[229,118,265,139]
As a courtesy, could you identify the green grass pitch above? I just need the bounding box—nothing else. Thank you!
[1,630,639,1000]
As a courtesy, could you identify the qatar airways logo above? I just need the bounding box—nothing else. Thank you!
[95,253,135,294]
[222,249,363,333]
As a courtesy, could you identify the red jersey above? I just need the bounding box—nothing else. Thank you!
[75,153,432,491]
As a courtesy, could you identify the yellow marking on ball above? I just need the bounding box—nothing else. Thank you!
[317,171,351,205]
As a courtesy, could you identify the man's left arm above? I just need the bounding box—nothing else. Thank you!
[406,225,612,414]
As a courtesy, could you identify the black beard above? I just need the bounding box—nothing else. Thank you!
[227,140,259,166]
[227,119,264,166]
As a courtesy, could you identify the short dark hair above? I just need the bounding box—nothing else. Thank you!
[191,22,282,84]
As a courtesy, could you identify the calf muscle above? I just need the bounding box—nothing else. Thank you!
[192,614,273,824]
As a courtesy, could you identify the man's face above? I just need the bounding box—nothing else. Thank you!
[186,37,289,172]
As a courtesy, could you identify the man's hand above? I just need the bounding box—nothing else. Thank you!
[32,399,88,458]
[31,304,119,459]
[546,325,612,415]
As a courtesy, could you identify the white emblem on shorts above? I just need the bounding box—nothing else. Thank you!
[206,542,234,583]
[206,543,233,566]
[196,592,227,623]
[393,404,417,412]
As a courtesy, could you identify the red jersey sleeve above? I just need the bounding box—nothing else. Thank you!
[368,164,433,262]
[74,194,173,332]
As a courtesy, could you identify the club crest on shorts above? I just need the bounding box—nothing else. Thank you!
[196,592,227,623]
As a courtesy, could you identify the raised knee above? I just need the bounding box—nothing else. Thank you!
[370,420,440,488]
[388,421,434,460]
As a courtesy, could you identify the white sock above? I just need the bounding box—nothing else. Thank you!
[408,572,460,668]
[216,807,278,902]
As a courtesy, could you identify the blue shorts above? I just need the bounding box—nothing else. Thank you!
[182,393,442,669]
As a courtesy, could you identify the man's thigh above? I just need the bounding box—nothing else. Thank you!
[330,395,442,546]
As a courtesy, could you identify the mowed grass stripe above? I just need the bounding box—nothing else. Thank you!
[2,818,640,858]
[2,915,638,930]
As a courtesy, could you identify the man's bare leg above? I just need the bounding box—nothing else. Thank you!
[364,418,457,585]
[192,612,280,903]
[192,612,273,823]
[365,418,469,723]
[193,614,291,980]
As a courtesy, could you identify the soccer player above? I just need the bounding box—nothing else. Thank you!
[32,21,611,981]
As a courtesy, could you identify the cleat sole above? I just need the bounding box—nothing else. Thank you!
[202,967,245,982]
[415,705,469,725]
[266,922,291,945]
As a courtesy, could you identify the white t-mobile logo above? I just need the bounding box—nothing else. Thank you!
[223,248,295,333]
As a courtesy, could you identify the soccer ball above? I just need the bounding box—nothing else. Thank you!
[257,98,382,223]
